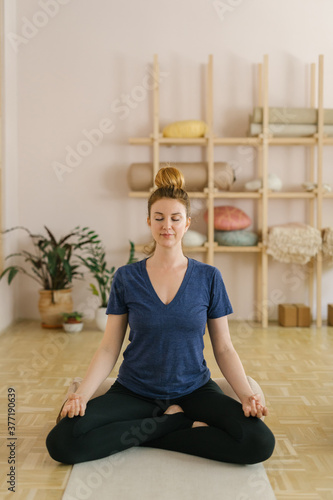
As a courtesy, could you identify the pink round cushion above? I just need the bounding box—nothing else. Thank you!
[204,206,252,230]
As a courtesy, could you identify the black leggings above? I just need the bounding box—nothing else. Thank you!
[46,379,275,465]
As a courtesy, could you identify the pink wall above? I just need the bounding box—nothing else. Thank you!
[1,0,333,329]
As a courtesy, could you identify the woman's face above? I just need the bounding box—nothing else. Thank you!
[147,198,191,250]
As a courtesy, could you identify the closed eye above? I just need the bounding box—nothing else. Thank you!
[155,218,180,222]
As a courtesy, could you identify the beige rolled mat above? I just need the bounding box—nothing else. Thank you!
[127,162,235,191]
[252,107,333,125]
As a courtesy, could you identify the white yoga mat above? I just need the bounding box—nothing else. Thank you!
[62,447,276,500]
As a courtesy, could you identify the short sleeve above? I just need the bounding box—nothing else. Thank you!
[106,269,128,315]
[207,268,233,319]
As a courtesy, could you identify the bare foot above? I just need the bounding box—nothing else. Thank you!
[164,404,184,415]
[192,421,209,428]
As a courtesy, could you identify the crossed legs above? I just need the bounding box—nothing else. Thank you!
[46,379,275,465]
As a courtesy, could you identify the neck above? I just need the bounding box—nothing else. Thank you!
[148,245,187,269]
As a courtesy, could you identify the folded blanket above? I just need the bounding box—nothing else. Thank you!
[249,123,333,137]
[267,223,322,264]
[251,107,333,125]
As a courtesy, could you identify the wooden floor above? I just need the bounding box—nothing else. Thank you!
[0,319,332,499]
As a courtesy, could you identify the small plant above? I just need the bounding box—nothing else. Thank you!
[77,227,137,307]
[62,311,83,323]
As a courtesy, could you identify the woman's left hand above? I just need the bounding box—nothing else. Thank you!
[242,394,268,418]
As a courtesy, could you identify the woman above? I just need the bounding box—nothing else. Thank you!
[46,166,275,465]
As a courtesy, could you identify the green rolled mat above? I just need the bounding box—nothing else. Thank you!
[248,123,333,137]
[251,107,333,125]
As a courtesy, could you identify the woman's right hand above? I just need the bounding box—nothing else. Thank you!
[61,393,87,419]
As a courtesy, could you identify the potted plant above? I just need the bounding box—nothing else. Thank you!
[0,225,100,328]
[62,311,84,333]
[77,228,137,331]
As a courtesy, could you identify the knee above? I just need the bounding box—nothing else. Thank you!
[46,424,74,465]
[246,423,275,464]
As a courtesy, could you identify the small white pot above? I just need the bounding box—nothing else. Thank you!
[63,322,83,333]
[96,307,107,332]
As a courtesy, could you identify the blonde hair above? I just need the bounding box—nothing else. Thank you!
[144,166,191,256]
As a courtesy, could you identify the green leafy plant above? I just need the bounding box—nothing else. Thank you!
[76,227,137,307]
[62,311,84,323]
[0,225,100,302]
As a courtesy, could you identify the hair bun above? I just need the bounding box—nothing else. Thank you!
[155,166,185,190]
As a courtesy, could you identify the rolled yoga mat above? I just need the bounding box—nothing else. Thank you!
[251,107,333,125]
[127,162,235,192]
[249,123,333,137]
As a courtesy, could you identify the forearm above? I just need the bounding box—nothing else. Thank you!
[74,346,118,402]
[214,347,254,403]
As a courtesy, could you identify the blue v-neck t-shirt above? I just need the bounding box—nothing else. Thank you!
[106,257,233,399]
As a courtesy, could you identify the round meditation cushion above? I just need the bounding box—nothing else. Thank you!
[215,230,258,246]
[204,206,252,231]
[162,120,208,138]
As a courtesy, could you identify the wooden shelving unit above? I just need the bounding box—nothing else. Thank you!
[128,54,331,327]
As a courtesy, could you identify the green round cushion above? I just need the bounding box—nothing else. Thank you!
[215,230,258,246]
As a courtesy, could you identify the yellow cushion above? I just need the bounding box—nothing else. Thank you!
[163,120,208,138]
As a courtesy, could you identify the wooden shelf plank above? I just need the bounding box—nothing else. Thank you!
[159,137,207,145]
[268,191,316,199]
[213,137,260,146]
[134,244,262,253]
[267,137,317,145]
[134,244,208,253]
[214,192,261,199]
[128,191,208,198]
[214,246,262,253]
[129,136,325,147]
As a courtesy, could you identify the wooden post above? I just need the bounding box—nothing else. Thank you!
[316,54,324,327]
[261,54,269,327]
[308,62,316,313]
[206,54,215,265]
[152,54,160,183]
[256,63,263,323]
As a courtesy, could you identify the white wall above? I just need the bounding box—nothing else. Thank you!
[0,0,19,332]
[1,0,333,328]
